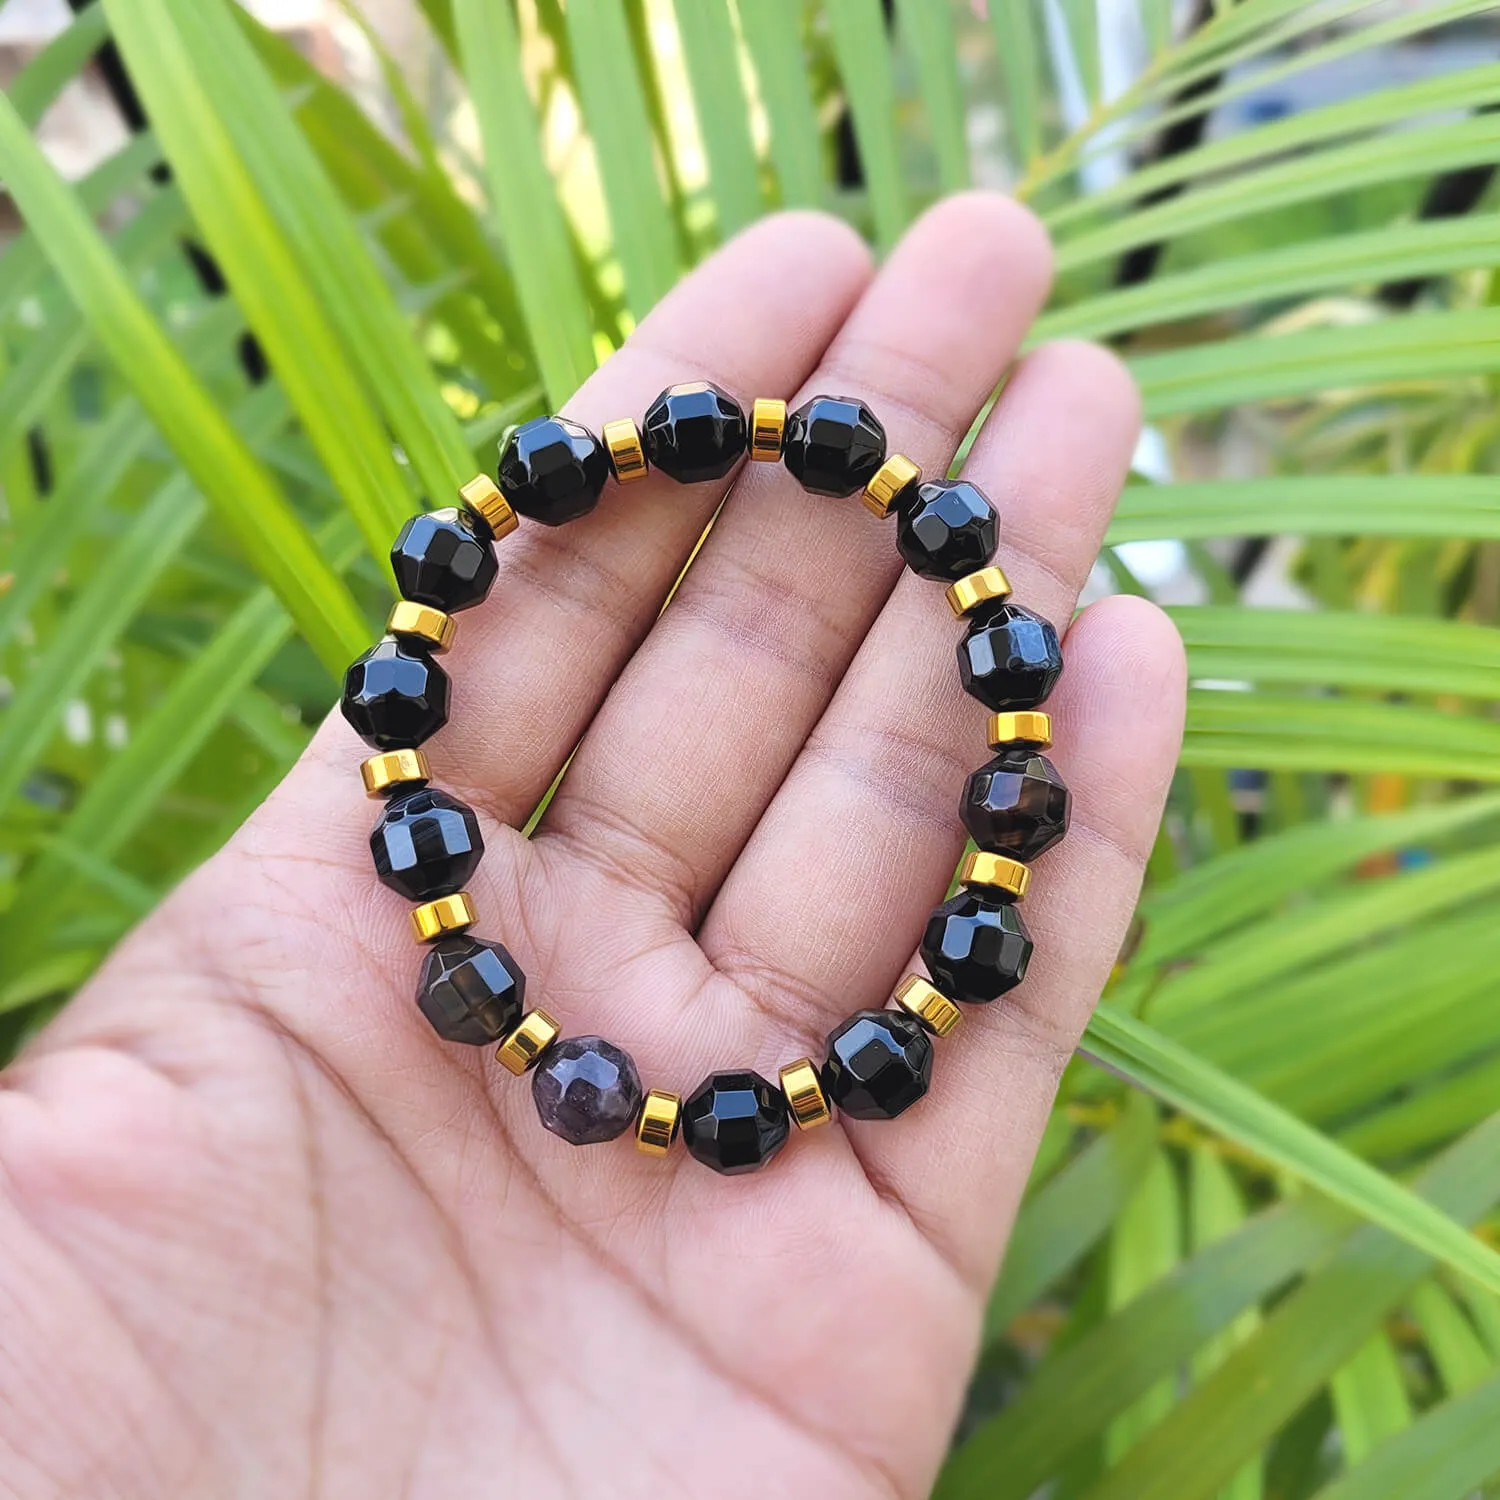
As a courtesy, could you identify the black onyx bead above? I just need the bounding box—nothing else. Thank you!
[416,935,525,1045]
[895,480,998,582]
[681,1070,790,1176]
[961,749,1070,862]
[957,603,1063,711]
[642,382,747,484]
[532,1036,643,1145]
[921,891,1033,1005]
[341,636,450,751]
[783,395,886,497]
[497,414,609,526]
[390,507,497,612]
[821,1010,932,1120]
[370,786,484,901]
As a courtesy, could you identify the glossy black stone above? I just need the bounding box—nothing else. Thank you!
[957,603,1063,711]
[532,1036,643,1145]
[681,1070,790,1175]
[341,636,450,751]
[642,381,747,484]
[821,1010,932,1120]
[416,935,525,1045]
[961,749,1070,862]
[390,507,497,612]
[497,414,610,526]
[370,786,484,901]
[895,480,998,581]
[920,891,1033,1005]
[783,395,886,497]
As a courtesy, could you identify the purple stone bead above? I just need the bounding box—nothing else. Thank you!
[531,1036,643,1146]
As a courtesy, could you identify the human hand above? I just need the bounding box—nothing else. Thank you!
[0,195,1185,1500]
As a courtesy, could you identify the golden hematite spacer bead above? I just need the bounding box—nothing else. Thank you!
[987,711,1052,751]
[603,418,650,484]
[459,473,519,540]
[360,748,430,798]
[946,565,1013,618]
[496,1009,562,1077]
[386,600,456,653]
[410,891,477,942]
[893,975,961,1038]
[749,397,787,462]
[635,1088,682,1156]
[958,850,1031,901]
[779,1057,832,1130]
[862,453,921,519]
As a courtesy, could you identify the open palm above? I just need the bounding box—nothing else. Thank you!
[0,196,1184,1500]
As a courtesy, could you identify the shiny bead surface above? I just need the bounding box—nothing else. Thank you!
[958,850,1030,901]
[947,565,1013,619]
[386,600,455,653]
[921,891,1033,1004]
[498,415,610,526]
[862,452,920,518]
[681,1070,790,1175]
[360,748,430,798]
[987,711,1052,750]
[643,382,747,484]
[779,1057,832,1130]
[962,749,1070,862]
[896,480,998,581]
[459,473,519,540]
[821,1010,932,1121]
[410,891,476,942]
[957,602,1064,711]
[371,786,484,901]
[783,395,886,497]
[417,935,525,1045]
[341,637,450,751]
[636,1089,682,1156]
[391,507,498,613]
[497,1009,562,1075]
[893,975,961,1037]
[602,418,650,484]
[749,397,786,461]
[532,1036,644,1145]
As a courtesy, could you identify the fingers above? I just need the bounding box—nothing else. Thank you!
[533,194,1054,926]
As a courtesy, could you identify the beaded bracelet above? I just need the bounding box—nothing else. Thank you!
[341,385,1067,1177]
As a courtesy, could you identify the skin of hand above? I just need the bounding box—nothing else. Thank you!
[0,194,1186,1500]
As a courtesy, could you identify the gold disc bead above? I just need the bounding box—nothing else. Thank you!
[779,1057,833,1130]
[410,891,477,942]
[988,711,1052,750]
[635,1088,682,1156]
[459,473,519,541]
[893,975,962,1037]
[749,398,787,462]
[603,418,650,484]
[496,1009,562,1076]
[360,748,431,799]
[386,600,455,653]
[862,453,921,519]
[958,850,1030,902]
[946,565,1013,618]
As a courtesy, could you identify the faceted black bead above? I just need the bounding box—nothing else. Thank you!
[341,636,450,751]
[532,1036,643,1145]
[957,603,1064,711]
[370,786,484,901]
[416,935,525,1045]
[497,414,609,526]
[642,381,747,484]
[961,749,1070,862]
[821,1010,932,1121]
[783,395,886,497]
[681,1070,790,1176]
[390,507,497,612]
[920,891,1033,1005]
[895,480,998,581]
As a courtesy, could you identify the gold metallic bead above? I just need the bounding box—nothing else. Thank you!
[893,975,961,1038]
[946,565,1013,618]
[410,891,477,942]
[749,398,786,462]
[603,418,650,484]
[958,850,1030,901]
[862,453,921,519]
[496,1009,561,1076]
[779,1057,832,1130]
[635,1088,682,1156]
[459,473,519,540]
[386,600,456,653]
[360,748,431,798]
[987,711,1052,751]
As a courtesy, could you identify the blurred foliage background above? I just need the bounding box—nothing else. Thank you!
[5,0,1500,1494]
